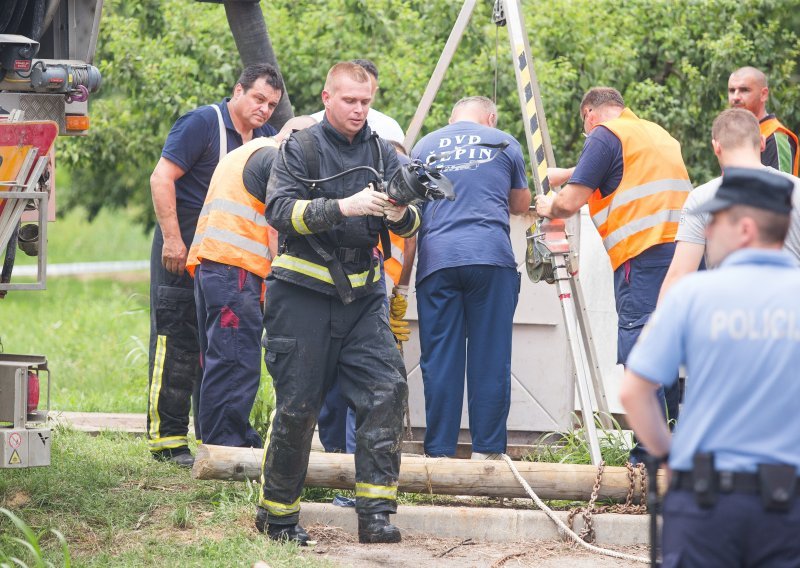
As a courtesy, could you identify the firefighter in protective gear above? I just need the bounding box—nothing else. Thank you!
[256,62,421,545]
[186,116,316,449]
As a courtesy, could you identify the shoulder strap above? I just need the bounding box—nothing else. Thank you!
[292,129,320,181]
[370,134,392,260]
[370,133,384,179]
[208,104,227,163]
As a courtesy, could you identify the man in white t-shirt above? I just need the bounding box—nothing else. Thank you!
[658,108,800,302]
[311,59,404,143]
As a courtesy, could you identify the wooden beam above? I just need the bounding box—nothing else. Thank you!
[402,0,478,150]
[193,444,664,501]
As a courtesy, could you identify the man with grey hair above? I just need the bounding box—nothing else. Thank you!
[411,96,530,459]
[728,66,798,175]
[536,86,692,463]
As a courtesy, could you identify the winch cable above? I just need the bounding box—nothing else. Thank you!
[493,24,500,104]
[500,454,650,564]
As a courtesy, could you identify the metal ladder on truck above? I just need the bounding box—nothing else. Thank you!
[404,0,610,465]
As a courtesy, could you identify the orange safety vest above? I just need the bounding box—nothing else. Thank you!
[383,232,406,287]
[760,117,800,176]
[187,137,278,278]
[588,108,692,270]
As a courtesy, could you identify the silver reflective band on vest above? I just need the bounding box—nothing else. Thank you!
[591,179,693,227]
[197,198,269,227]
[602,209,683,251]
[193,226,269,259]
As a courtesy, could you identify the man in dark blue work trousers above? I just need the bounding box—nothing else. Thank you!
[411,96,530,459]
[147,64,282,466]
[621,168,800,567]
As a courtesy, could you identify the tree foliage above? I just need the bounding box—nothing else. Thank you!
[60,0,800,227]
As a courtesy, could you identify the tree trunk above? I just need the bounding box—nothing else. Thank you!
[223,1,293,130]
[193,444,665,502]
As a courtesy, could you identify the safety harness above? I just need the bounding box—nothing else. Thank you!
[288,129,392,304]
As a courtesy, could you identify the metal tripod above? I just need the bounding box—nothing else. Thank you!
[404,0,609,464]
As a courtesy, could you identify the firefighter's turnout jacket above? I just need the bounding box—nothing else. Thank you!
[266,120,420,299]
[258,118,420,525]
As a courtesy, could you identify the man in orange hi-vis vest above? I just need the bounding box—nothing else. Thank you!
[728,66,799,176]
[186,116,316,449]
[535,87,691,464]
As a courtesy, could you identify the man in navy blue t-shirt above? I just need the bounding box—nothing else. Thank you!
[411,96,530,458]
[146,64,281,466]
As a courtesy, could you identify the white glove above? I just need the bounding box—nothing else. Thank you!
[392,285,409,297]
[338,185,388,217]
[384,201,408,223]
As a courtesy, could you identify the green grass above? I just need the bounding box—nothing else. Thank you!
[0,427,328,568]
[1,277,150,413]
[525,413,633,467]
[15,206,151,266]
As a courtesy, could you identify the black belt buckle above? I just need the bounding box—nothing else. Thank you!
[758,463,797,512]
[692,453,717,508]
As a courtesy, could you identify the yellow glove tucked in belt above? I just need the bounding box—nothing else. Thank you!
[389,287,409,343]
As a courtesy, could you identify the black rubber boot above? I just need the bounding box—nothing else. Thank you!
[255,507,309,546]
[358,513,401,544]
[152,449,194,468]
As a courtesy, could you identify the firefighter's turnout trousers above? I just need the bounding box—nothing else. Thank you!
[147,216,203,455]
[259,278,407,524]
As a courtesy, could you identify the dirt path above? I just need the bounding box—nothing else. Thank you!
[301,525,648,567]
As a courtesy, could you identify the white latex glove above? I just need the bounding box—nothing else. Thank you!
[384,201,408,223]
[338,185,388,217]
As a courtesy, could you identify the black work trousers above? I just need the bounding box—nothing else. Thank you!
[146,215,203,455]
[259,278,407,525]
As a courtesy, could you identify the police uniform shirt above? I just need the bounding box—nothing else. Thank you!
[626,248,800,473]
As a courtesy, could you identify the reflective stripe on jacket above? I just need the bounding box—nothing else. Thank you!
[187,137,278,278]
[588,108,691,270]
[760,117,800,176]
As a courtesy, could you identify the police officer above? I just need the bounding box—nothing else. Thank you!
[147,64,283,466]
[185,116,316,449]
[255,62,421,545]
[621,168,800,567]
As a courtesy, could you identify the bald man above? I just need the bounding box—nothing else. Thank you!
[728,66,799,175]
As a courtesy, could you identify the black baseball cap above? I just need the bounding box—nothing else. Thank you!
[693,167,794,215]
